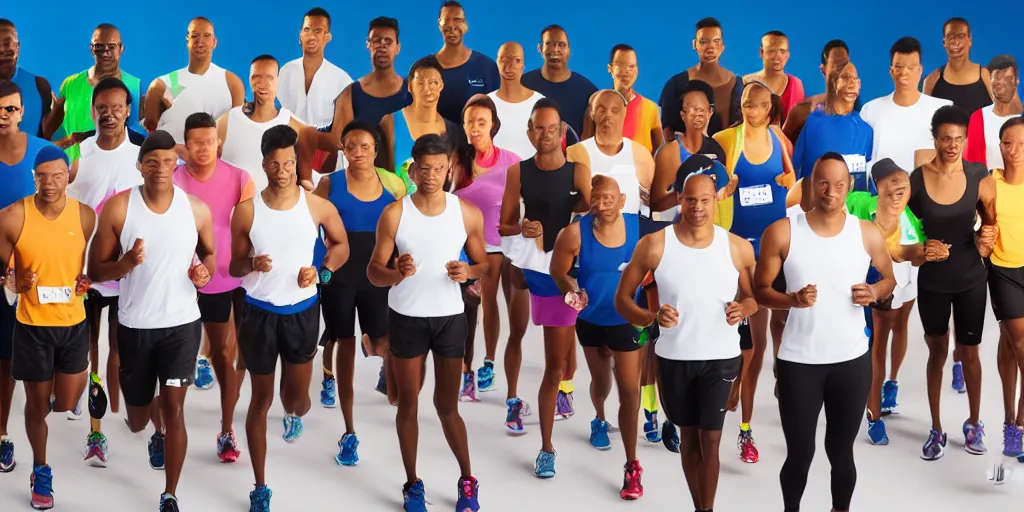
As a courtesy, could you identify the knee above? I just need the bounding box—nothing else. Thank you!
[433,395,457,418]
[958,345,980,364]
[618,383,641,407]
[924,334,950,354]
[542,364,565,385]
[160,401,185,426]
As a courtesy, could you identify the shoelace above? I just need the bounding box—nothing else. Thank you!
[33,467,53,495]
[460,478,476,498]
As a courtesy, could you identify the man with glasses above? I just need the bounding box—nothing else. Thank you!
[0,19,59,139]
[923,17,993,115]
[521,25,598,142]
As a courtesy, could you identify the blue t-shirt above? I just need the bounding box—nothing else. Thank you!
[11,67,50,139]
[0,136,51,209]
[521,69,597,140]
[793,110,874,192]
[436,51,500,125]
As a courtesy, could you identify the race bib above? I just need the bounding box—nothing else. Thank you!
[738,184,773,207]
[37,286,73,305]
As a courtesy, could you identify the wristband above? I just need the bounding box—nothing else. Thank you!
[319,266,333,285]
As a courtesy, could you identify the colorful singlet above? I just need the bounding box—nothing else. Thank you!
[391,110,462,194]
[57,70,143,160]
[622,94,660,154]
[453,147,521,252]
[730,129,787,256]
[14,196,87,327]
[576,214,638,326]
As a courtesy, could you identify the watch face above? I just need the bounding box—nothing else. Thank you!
[320,269,331,283]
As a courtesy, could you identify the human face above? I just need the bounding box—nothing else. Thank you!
[263,146,297,188]
[300,15,331,56]
[741,85,772,128]
[681,90,711,133]
[413,153,450,193]
[679,175,716,227]
[34,160,69,203]
[890,52,923,92]
[410,67,443,106]
[1001,124,1024,169]
[693,27,723,64]
[609,49,638,91]
[539,29,569,69]
[438,6,467,46]
[367,27,399,71]
[0,92,23,136]
[876,172,910,217]
[0,26,18,80]
[933,123,966,163]
[497,43,525,81]
[528,107,563,154]
[991,67,1019,104]
[592,92,625,138]
[821,47,850,80]
[92,87,128,138]
[342,129,376,171]
[811,159,850,213]
[589,180,625,221]
[760,35,790,73]
[463,105,494,149]
[91,27,123,72]
[833,63,861,105]
[186,19,216,61]
[943,21,971,60]
[250,60,279,104]
[138,149,178,188]
[184,126,218,168]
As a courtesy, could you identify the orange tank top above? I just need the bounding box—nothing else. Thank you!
[14,196,87,326]
[992,169,1024,268]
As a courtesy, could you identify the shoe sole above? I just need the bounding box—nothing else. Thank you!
[534,472,555,479]
[620,493,642,500]
[335,458,359,467]
[920,451,945,461]
[965,447,987,455]
[321,402,337,409]
[86,458,108,468]
[506,429,528,436]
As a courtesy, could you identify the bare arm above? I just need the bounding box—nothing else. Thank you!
[312,176,331,199]
[0,204,21,268]
[634,142,655,201]
[69,159,80,184]
[225,72,246,107]
[978,174,997,226]
[367,202,404,287]
[87,193,133,282]
[781,100,811,143]
[729,233,759,318]
[190,196,216,276]
[216,112,229,147]
[580,106,595,141]
[861,219,897,300]
[78,202,97,256]
[651,142,680,211]
[572,162,593,213]
[378,113,395,171]
[312,194,349,271]
[913,150,936,168]
[142,78,167,133]
[228,199,256,278]
[981,67,994,100]
[549,222,581,295]
[461,201,490,280]
[499,162,523,236]
[922,69,939,96]
[614,232,664,326]
[752,219,793,310]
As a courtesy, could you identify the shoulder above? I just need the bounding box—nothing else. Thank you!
[186,193,212,212]
[859,95,890,116]
[472,50,497,65]
[279,58,302,74]
[922,93,953,109]
[571,72,598,90]
[727,231,755,257]
[566,141,588,163]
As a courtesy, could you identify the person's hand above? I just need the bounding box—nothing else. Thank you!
[851,283,876,306]
[639,185,650,205]
[724,301,745,325]
[74,274,92,296]
[252,254,273,273]
[979,225,998,248]
[445,260,470,283]
[7,269,39,294]
[188,262,211,288]
[300,180,315,192]
[297,266,317,288]
[522,218,543,239]
[656,304,679,328]
[121,238,146,269]
[789,284,817,308]
[395,254,416,278]
[564,289,589,312]
[718,173,740,200]
[924,239,951,262]
[1,268,14,294]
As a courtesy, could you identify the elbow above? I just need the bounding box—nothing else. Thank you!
[228,261,246,279]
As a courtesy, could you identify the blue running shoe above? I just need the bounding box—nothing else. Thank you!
[375,364,387,396]
[504,398,526,435]
[661,421,680,453]
[194,356,214,390]
[951,361,966,394]
[249,484,272,512]
[476,360,495,392]
[282,415,304,443]
[881,380,898,415]
[0,436,15,473]
[159,493,179,512]
[534,450,556,479]
[866,413,889,445]
[455,476,480,511]
[1003,423,1023,457]
[320,377,337,409]
[590,418,611,451]
[149,432,165,470]
[964,420,987,455]
[643,409,661,443]
[402,480,427,512]
[30,464,54,510]
[335,433,359,466]
[921,429,947,461]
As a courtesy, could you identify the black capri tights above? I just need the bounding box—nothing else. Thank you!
[777,351,871,512]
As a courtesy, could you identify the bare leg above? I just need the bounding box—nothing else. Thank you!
[889,300,914,381]
[392,353,427,482]
[611,348,642,462]
[433,353,472,477]
[503,264,529,400]
[245,372,275,486]
[158,385,189,496]
[581,347,612,420]
[207,315,240,433]
[539,326,575,453]
[106,304,120,413]
[678,426,704,509]
[478,253,505,366]
[0,358,12,437]
[335,337,357,433]
[462,294,480,374]
[281,360,314,418]
[867,309,895,420]
[698,429,725,509]
[27,369,86,466]
[739,307,769,424]
[960,343,982,426]
[998,326,1017,425]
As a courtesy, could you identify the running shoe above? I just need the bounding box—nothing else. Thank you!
[555,390,574,420]
[534,450,556,479]
[504,398,526,435]
[30,464,54,510]
[1003,423,1023,457]
[476,360,495,392]
[149,432,165,470]
[661,421,680,453]
[459,372,480,403]
[217,431,241,463]
[375,364,387,396]
[881,380,899,415]
[249,484,272,512]
[159,493,179,512]
[866,413,889,446]
[921,429,947,461]
[951,361,966,394]
[321,376,337,408]
[619,459,643,500]
[0,436,14,472]
[84,431,109,467]
[195,356,215,390]
[403,480,427,512]
[282,415,304,443]
[455,476,480,511]
[642,409,661,443]
[964,420,987,455]
[335,433,359,467]
[738,428,759,463]
[589,417,611,451]
[66,389,84,420]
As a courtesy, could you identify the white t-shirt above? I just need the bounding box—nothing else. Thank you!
[277,58,352,130]
[860,93,952,173]
[489,90,544,160]
[980,106,1014,170]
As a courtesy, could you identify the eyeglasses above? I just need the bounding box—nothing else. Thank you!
[0,105,21,114]
[91,43,122,54]
[367,36,395,47]
[0,39,18,51]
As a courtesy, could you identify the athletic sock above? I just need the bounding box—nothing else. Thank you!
[641,385,658,413]
[740,422,751,432]
[559,380,574,394]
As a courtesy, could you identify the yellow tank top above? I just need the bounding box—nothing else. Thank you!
[14,196,87,326]
[992,169,1024,268]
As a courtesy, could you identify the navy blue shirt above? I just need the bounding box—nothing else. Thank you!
[351,80,412,128]
[521,69,597,140]
[658,71,743,137]
[793,110,874,192]
[436,51,500,124]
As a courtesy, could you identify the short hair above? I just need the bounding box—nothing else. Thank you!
[999,116,1024,140]
[540,24,566,42]
[695,17,722,34]
[818,151,848,168]
[94,23,118,32]
[251,54,278,66]
[680,79,715,108]
[0,80,23,104]
[304,7,331,30]
[0,19,15,30]
[138,130,176,162]
[368,16,399,42]
[190,16,212,26]
[440,1,463,15]
[943,17,970,36]
[608,44,635,65]
[531,97,562,120]
[411,133,452,163]
[341,120,381,150]
[183,112,217,141]
[261,125,298,158]
[988,54,1018,77]
[91,77,133,107]
[821,39,849,66]
[890,37,922,64]
[930,105,971,137]
[408,55,444,80]
[763,30,787,40]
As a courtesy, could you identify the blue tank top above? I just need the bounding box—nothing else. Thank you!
[351,80,412,128]
[577,215,638,326]
[313,170,396,286]
[0,136,51,209]
[12,68,45,138]
[730,129,787,256]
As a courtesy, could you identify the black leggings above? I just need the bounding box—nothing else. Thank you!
[777,352,871,512]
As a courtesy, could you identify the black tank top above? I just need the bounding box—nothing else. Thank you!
[931,66,992,114]
[908,161,988,293]
[520,158,577,252]
[351,80,413,127]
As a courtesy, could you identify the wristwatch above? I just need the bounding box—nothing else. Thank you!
[319,267,333,285]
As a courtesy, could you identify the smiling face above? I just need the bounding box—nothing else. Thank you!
[91,27,123,73]
[539,28,569,70]
[876,171,911,217]
[679,174,716,227]
[1001,123,1024,169]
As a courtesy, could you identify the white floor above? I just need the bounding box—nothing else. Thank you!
[1,299,1022,511]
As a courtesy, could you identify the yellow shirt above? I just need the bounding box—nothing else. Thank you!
[14,196,87,326]
[993,169,1024,268]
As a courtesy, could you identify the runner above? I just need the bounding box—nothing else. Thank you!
[367,133,485,512]
[521,25,598,140]
[781,39,853,143]
[582,45,662,153]
[551,175,645,499]
[615,157,755,509]
[966,55,1022,169]
[87,130,216,512]
[144,17,245,146]
[278,8,353,131]
[450,95,523,400]
[499,99,591,474]
[0,19,59,139]
[909,105,998,460]
[743,31,804,125]
[434,1,499,124]
[173,112,255,463]
[755,152,896,512]
[924,17,993,114]
[489,42,544,160]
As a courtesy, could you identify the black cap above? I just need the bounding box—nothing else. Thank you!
[672,154,729,193]
[870,158,906,183]
[138,130,177,162]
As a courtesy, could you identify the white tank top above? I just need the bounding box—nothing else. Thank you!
[241,190,318,307]
[653,225,741,361]
[118,186,200,329]
[582,137,641,215]
[277,58,352,130]
[489,91,544,160]
[779,213,871,364]
[220,106,293,193]
[388,194,467,317]
[157,63,233,144]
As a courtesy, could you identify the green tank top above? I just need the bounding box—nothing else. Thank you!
[57,69,143,161]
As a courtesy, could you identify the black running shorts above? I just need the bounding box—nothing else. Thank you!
[576,318,641,352]
[197,287,246,325]
[658,355,742,431]
[118,320,203,407]
[0,298,15,360]
[12,320,89,382]
[917,280,987,346]
[238,301,320,375]
[989,264,1024,322]
[84,290,118,323]
[320,281,389,342]
[388,309,467,359]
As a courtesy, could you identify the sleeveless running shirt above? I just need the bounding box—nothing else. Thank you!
[391,110,463,194]
[489,91,543,160]
[780,213,871,364]
[57,70,143,161]
[316,169,398,286]
[992,169,1024,268]
[0,135,49,210]
[731,129,787,256]
[220,106,293,192]
[576,215,638,326]
[13,196,87,327]
[453,147,520,252]
[118,186,200,329]
[388,193,467,317]
[578,138,642,223]
[10,67,48,138]
[930,66,993,115]
[278,58,352,130]
[653,225,741,361]
[156,64,234,144]
[241,191,319,310]
[520,158,578,253]
[351,80,412,128]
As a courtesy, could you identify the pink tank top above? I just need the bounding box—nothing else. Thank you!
[173,160,251,294]
[454,147,520,247]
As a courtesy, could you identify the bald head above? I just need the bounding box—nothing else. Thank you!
[499,41,523,57]
[497,41,526,82]
[682,172,717,198]
[592,174,620,193]
[590,174,625,217]
[590,89,627,110]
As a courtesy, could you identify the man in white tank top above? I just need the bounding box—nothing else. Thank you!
[489,42,544,160]
[614,156,756,512]
[87,130,216,512]
[227,125,347,511]
[753,153,895,512]
[367,133,488,511]
[218,55,310,193]
[277,8,353,131]
[143,17,245,148]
